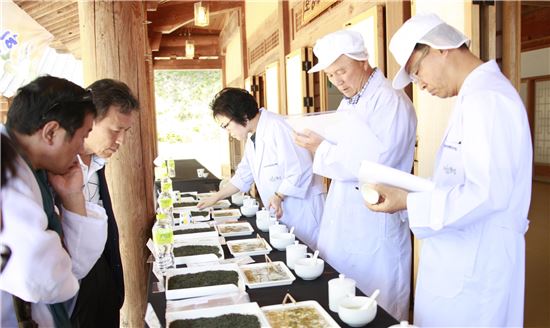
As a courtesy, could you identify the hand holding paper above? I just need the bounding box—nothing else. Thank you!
[292,129,324,154]
[359,160,434,213]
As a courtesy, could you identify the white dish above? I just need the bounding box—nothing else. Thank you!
[173,222,218,241]
[285,110,346,144]
[166,302,271,327]
[227,238,272,257]
[358,160,435,192]
[261,300,340,328]
[216,222,254,237]
[197,192,216,200]
[173,209,211,222]
[165,263,244,300]
[239,261,295,289]
[212,199,231,209]
[212,208,242,222]
[173,239,224,265]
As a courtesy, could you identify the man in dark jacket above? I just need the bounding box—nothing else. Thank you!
[71,79,139,327]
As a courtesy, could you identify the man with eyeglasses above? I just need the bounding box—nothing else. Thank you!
[70,79,139,328]
[293,29,417,320]
[1,76,108,327]
[367,13,532,327]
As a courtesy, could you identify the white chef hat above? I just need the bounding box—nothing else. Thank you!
[308,29,369,73]
[389,13,471,89]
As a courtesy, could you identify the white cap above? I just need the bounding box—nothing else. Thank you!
[308,29,369,73]
[389,13,470,89]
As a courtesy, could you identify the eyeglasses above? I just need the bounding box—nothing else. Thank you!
[41,89,94,120]
[219,119,232,129]
[408,47,430,84]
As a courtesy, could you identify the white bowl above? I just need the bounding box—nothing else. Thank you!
[294,257,324,280]
[240,204,259,217]
[338,296,377,327]
[256,216,277,232]
[270,232,295,251]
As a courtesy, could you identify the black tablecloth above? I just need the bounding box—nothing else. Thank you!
[146,212,398,328]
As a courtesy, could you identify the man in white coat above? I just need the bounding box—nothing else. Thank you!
[294,30,417,320]
[198,88,325,248]
[367,14,532,327]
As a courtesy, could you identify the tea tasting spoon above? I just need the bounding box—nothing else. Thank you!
[360,289,380,311]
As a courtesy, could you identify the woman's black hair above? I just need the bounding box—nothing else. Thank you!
[210,87,259,126]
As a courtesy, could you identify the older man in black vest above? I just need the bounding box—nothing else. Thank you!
[71,79,139,327]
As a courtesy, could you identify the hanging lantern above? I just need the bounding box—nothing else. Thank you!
[194,2,209,27]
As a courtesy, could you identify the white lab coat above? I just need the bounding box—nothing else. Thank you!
[313,70,417,320]
[407,61,531,327]
[230,109,325,248]
[1,128,108,327]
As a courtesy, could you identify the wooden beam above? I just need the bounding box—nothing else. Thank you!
[149,1,242,33]
[153,45,219,57]
[46,14,80,36]
[521,7,550,51]
[148,2,194,33]
[153,58,222,70]
[160,34,219,47]
[33,4,78,28]
[16,1,74,20]
[149,32,163,52]
[145,0,159,11]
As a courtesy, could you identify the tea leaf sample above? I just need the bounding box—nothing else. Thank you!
[190,211,209,217]
[229,240,267,253]
[174,245,221,258]
[169,313,260,328]
[173,227,215,235]
[264,306,331,328]
[168,270,239,290]
[243,263,289,283]
[218,225,249,233]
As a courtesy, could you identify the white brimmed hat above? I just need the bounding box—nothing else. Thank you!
[389,13,470,89]
[308,29,369,73]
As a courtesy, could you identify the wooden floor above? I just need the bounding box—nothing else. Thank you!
[525,180,550,328]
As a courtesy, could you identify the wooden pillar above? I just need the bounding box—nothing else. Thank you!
[78,2,156,327]
[502,1,521,90]
[277,0,290,115]
[385,0,411,99]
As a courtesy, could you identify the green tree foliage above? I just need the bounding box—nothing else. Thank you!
[154,70,222,143]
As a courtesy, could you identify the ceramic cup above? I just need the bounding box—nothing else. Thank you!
[338,296,377,327]
[242,196,258,207]
[294,255,324,280]
[196,168,205,178]
[270,232,295,251]
[268,223,288,242]
[328,274,356,312]
[231,192,245,206]
[240,204,259,217]
[256,209,276,232]
[286,241,307,270]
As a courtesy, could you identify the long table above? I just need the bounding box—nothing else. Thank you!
[146,211,398,327]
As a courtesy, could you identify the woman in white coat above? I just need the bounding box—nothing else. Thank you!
[369,14,532,327]
[198,88,325,248]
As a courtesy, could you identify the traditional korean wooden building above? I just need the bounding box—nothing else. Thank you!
[2,1,549,327]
